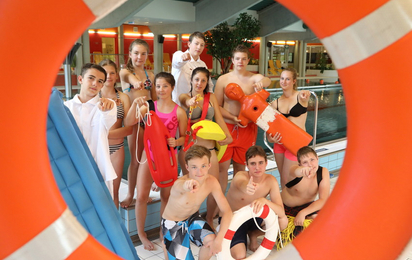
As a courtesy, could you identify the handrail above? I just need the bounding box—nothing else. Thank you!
[310,91,319,150]
[266,84,341,93]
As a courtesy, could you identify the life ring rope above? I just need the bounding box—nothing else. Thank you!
[134,101,152,164]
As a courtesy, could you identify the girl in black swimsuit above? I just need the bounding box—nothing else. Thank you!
[268,68,311,188]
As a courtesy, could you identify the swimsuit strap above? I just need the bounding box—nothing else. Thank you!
[317,166,323,186]
[285,176,303,188]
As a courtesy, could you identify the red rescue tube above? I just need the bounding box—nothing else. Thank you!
[271,0,412,259]
[144,112,178,188]
[0,0,120,259]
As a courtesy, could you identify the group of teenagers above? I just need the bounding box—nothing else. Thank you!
[63,31,330,260]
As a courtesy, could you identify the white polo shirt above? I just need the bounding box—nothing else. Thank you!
[64,94,117,196]
[171,50,214,106]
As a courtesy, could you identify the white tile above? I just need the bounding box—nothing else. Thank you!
[144,255,164,260]
[135,245,157,259]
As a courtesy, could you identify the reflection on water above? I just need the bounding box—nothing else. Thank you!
[256,85,347,150]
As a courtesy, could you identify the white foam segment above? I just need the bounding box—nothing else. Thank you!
[5,209,88,260]
[321,0,412,69]
[255,106,279,132]
[83,0,127,23]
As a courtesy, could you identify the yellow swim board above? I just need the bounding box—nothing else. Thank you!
[191,120,227,161]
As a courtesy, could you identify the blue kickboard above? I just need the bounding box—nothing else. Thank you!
[46,88,139,260]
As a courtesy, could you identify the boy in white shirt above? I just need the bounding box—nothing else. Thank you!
[171,31,213,106]
[64,63,117,196]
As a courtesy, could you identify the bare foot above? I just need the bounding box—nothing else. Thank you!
[120,195,135,208]
[139,233,155,251]
[147,197,153,203]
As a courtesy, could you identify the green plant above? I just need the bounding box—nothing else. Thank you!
[315,53,334,73]
[205,12,261,74]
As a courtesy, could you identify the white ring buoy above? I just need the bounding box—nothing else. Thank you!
[218,204,279,260]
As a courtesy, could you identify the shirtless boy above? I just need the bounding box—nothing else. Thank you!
[225,145,288,259]
[161,145,232,260]
[281,146,330,237]
[214,45,271,214]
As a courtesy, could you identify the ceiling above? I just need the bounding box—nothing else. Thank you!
[90,0,317,42]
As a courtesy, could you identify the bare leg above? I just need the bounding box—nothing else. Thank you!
[205,151,220,229]
[134,152,155,251]
[232,161,246,176]
[230,242,247,260]
[159,185,171,241]
[111,145,125,209]
[198,234,216,260]
[178,148,188,175]
[248,229,264,252]
[281,157,298,188]
[121,126,144,208]
[274,152,286,188]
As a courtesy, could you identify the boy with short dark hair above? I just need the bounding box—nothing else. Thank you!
[225,145,288,259]
[171,31,213,106]
[161,145,232,260]
[64,63,117,195]
[280,146,330,244]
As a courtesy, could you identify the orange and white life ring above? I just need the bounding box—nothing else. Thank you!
[268,0,412,259]
[218,204,279,260]
[0,0,125,259]
[2,0,412,259]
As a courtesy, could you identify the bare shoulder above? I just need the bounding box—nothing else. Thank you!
[321,166,330,181]
[176,105,186,115]
[216,74,229,86]
[264,174,280,188]
[118,91,130,102]
[205,174,220,188]
[147,70,155,78]
[119,68,131,77]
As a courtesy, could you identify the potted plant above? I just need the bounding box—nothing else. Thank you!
[204,12,261,75]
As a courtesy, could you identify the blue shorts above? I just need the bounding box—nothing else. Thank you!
[162,211,215,260]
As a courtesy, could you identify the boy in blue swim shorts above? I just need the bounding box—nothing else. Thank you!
[161,145,232,260]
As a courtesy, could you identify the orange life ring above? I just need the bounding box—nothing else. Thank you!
[0,0,123,259]
[225,83,312,155]
[2,0,412,259]
[144,111,178,188]
[218,204,279,259]
[269,0,412,259]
